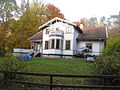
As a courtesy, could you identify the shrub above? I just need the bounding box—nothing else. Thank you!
[102,38,120,56]
[0,56,27,79]
[94,55,120,75]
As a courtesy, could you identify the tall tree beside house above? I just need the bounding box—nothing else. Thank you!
[8,2,47,50]
[108,12,120,38]
[46,4,64,20]
[94,12,120,77]
[89,17,98,27]
[98,16,106,27]
[0,0,18,56]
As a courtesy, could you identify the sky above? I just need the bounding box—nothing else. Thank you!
[17,0,120,22]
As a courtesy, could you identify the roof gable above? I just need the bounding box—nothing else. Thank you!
[39,17,77,30]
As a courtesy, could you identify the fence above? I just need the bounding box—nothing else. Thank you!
[0,71,120,90]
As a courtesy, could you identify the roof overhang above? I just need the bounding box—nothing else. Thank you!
[39,17,77,30]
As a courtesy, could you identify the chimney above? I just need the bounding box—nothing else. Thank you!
[80,24,84,29]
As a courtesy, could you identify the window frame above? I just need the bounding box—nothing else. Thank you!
[86,43,92,52]
[66,26,71,33]
[51,39,55,49]
[65,40,71,50]
[45,28,49,34]
[56,39,60,49]
[45,41,49,49]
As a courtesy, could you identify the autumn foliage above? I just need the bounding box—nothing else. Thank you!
[46,4,64,20]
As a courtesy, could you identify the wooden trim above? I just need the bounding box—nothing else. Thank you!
[42,54,74,56]
[49,35,63,37]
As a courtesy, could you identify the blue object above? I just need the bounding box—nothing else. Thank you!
[18,56,32,61]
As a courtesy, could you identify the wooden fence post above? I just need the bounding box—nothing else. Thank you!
[4,72,7,85]
[50,74,53,90]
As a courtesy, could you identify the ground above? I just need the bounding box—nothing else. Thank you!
[27,58,93,75]
[0,57,93,75]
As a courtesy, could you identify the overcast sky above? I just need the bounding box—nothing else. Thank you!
[17,0,120,21]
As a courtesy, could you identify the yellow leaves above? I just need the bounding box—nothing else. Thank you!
[0,56,27,72]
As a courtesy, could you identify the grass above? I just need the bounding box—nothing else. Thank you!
[26,58,93,85]
[0,57,93,75]
[26,58,93,75]
[0,57,94,86]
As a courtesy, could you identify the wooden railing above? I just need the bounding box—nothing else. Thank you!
[0,71,120,90]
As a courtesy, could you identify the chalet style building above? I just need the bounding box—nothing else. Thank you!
[28,17,108,58]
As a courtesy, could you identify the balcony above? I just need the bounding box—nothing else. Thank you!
[49,30,64,37]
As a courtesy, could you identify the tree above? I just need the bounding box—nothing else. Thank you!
[98,16,106,27]
[74,18,89,28]
[108,12,120,37]
[46,4,64,20]
[0,0,18,56]
[0,0,18,29]
[89,17,98,27]
[94,38,120,75]
[8,2,47,50]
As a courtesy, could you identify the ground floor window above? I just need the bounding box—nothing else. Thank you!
[65,40,71,50]
[86,43,92,52]
[51,39,55,49]
[49,39,62,49]
[45,41,49,49]
[56,39,60,49]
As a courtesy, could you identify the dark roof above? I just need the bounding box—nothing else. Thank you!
[77,27,107,41]
[28,31,43,42]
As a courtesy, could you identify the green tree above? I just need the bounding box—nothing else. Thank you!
[94,38,120,75]
[8,1,49,50]
[0,0,18,56]
[0,0,18,29]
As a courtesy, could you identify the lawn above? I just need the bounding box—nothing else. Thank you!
[0,57,93,75]
[27,58,93,75]
[0,57,94,86]
[26,58,93,85]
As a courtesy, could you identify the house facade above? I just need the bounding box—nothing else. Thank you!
[28,17,108,58]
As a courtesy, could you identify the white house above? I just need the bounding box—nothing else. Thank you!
[28,17,108,58]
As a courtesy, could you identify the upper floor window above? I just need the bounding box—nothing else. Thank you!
[45,41,49,49]
[56,27,60,31]
[46,28,49,34]
[66,26,71,33]
[86,43,92,52]
[65,40,71,50]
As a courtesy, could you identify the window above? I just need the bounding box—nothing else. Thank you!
[51,39,55,49]
[56,39,60,49]
[65,40,71,50]
[45,41,49,49]
[66,27,71,33]
[56,27,60,31]
[86,43,92,52]
[46,29,49,34]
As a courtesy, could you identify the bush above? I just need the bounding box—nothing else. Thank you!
[94,55,120,75]
[0,56,27,79]
[102,38,120,56]
[94,38,120,75]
